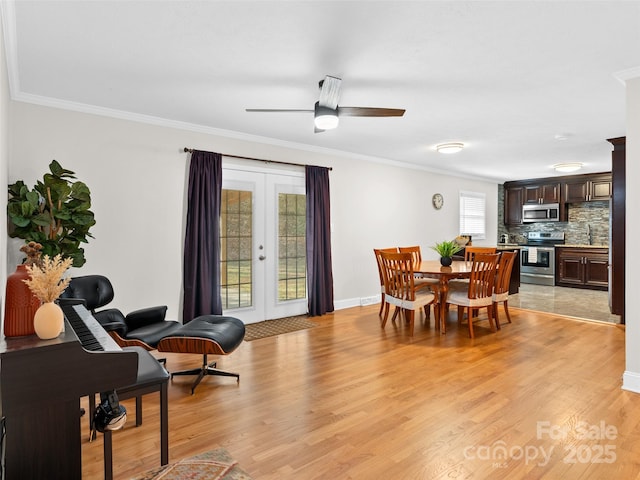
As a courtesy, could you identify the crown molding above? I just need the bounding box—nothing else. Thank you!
[613,66,640,85]
[12,90,498,182]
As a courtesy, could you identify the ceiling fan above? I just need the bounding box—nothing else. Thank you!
[246,75,405,133]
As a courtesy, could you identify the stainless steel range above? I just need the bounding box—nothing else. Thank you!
[520,231,565,286]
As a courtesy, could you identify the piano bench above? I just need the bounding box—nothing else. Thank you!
[88,346,169,480]
[156,315,245,394]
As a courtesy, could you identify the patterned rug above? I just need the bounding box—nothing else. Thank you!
[244,315,316,341]
[131,448,253,480]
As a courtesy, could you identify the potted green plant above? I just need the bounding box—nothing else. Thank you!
[431,240,463,266]
[7,160,95,268]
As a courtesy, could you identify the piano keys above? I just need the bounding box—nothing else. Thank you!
[62,299,123,352]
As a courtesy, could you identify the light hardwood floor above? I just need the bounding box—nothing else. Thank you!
[81,305,639,479]
[510,283,621,324]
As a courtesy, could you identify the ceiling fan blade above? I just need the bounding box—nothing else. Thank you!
[314,126,325,134]
[245,109,313,113]
[337,107,405,117]
[318,75,342,109]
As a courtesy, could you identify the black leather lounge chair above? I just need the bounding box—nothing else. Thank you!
[63,275,246,393]
[61,275,183,351]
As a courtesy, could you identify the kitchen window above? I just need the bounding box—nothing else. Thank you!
[459,191,486,240]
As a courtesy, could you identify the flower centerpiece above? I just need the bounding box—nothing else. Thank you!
[22,254,73,339]
[431,240,463,267]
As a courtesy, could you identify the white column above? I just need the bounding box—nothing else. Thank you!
[622,74,640,392]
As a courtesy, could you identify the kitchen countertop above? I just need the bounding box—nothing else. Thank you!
[556,244,609,249]
[496,243,608,249]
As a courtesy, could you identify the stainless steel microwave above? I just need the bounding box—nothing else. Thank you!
[522,203,560,223]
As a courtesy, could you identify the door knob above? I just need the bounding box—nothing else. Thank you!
[259,255,266,261]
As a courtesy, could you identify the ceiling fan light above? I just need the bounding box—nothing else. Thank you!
[553,162,583,173]
[314,114,339,130]
[314,102,339,130]
[436,142,464,154]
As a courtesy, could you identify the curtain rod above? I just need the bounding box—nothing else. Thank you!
[183,148,332,171]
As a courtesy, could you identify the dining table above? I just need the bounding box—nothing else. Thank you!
[414,260,474,333]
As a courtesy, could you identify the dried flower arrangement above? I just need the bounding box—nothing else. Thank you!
[22,254,73,303]
[20,241,43,266]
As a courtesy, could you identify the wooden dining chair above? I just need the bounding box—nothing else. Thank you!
[398,245,434,281]
[446,253,500,338]
[449,246,498,291]
[492,251,517,329]
[374,248,398,320]
[398,245,423,264]
[464,246,497,262]
[379,251,437,336]
[399,245,439,317]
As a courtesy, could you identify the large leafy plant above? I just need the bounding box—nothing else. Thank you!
[7,160,96,267]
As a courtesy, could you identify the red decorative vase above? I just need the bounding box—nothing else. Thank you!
[4,264,41,337]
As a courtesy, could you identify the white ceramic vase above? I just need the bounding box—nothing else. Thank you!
[33,302,64,340]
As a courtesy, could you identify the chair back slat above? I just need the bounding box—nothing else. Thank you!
[466,253,500,299]
[464,246,497,262]
[494,251,517,295]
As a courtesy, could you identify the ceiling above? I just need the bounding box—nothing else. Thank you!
[3,1,640,182]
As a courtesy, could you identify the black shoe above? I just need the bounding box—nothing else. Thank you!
[93,391,127,433]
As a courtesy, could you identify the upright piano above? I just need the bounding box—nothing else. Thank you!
[0,306,138,480]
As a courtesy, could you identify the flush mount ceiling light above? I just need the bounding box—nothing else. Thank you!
[314,102,339,130]
[554,133,573,141]
[436,142,464,154]
[553,162,583,173]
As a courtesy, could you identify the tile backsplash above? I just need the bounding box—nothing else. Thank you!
[497,185,610,245]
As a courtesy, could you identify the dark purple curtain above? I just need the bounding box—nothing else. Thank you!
[183,150,223,321]
[305,166,334,316]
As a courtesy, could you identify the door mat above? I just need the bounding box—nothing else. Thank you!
[244,315,316,341]
[130,447,253,480]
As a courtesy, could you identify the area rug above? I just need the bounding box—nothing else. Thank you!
[244,315,316,341]
[131,447,253,480]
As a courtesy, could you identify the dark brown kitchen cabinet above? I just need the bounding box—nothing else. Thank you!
[556,247,608,290]
[504,186,523,225]
[590,175,613,201]
[563,173,612,203]
[523,182,561,204]
[607,137,624,321]
[504,171,613,225]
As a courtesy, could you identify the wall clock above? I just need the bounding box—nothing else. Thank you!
[432,193,444,210]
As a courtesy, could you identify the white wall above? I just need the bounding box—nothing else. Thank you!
[7,102,497,321]
[0,16,9,319]
[623,76,640,392]
[331,155,497,307]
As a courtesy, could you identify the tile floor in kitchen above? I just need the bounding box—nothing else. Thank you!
[510,283,621,324]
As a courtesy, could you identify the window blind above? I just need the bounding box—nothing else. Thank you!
[459,191,486,240]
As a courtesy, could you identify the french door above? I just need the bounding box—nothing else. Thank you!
[221,166,307,324]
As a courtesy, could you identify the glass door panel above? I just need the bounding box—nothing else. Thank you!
[222,167,306,323]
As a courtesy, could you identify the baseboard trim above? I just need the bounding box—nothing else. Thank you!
[334,298,363,311]
[622,370,640,394]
